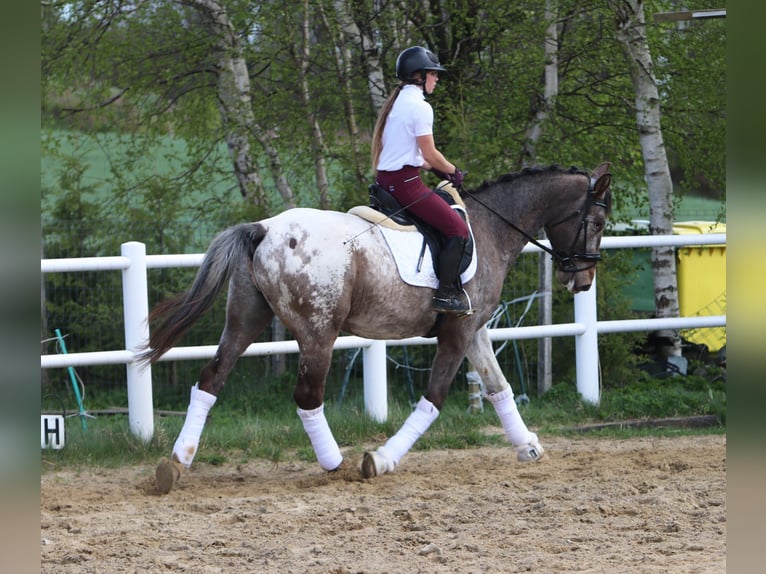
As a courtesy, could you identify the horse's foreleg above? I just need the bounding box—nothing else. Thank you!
[362,338,465,478]
[466,326,544,462]
[293,342,343,472]
[361,396,440,478]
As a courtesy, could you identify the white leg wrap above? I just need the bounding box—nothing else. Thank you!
[486,385,535,447]
[382,396,440,466]
[297,404,343,471]
[172,383,217,468]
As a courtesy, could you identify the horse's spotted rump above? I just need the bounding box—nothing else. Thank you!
[257,212,358,333]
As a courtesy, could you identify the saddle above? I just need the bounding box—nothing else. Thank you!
[348,182,474,277]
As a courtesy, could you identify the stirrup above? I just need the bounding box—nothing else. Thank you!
[432,287,473,316]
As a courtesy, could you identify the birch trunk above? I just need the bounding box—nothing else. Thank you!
[611,0,681,357]
[524,1,559,395]
[319,1,368,183]
[522,0,558,166]
[331,0,386,114]
[300,0,330,209]
[191,0,295,208]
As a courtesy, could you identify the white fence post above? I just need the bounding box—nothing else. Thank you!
[363,340,388,422]
[121,241,154,441]
[574,273,600,404]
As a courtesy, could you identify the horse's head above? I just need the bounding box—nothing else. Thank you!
[544,162,612,293]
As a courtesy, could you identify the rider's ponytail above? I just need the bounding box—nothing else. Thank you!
[370,83,404,172]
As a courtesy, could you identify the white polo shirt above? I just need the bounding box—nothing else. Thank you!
[376,84,433,171]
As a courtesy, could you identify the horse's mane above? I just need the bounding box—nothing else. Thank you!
[469,164,589,194]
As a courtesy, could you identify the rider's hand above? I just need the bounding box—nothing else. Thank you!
[431,167,448,180]
[447,168,464,188]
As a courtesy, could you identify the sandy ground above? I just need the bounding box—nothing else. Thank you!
[40,434,725,574]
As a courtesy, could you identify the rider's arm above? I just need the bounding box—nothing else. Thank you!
[417,134,455,175]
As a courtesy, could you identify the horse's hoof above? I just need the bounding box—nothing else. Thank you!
[155,457,183,494]
[361,452,378,478]
[516,441,545,462]
[361,448,395,478]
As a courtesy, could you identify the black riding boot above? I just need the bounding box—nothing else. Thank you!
[432,236,471,314]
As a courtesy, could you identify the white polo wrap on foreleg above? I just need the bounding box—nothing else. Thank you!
[381,396,440,466]
[297,403,343,471]
[173,383,217,468]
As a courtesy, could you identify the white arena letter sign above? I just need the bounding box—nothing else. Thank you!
[41,415,66,450]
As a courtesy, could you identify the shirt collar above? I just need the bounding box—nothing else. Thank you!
[401,84,425,100]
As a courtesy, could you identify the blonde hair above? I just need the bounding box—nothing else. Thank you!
[370,84,404,172]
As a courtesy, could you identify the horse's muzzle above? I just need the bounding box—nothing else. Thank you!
[556,268,594,293]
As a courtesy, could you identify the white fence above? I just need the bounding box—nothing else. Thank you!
[40,233,727,441]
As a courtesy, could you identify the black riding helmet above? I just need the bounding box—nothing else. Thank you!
[395,46,446,83]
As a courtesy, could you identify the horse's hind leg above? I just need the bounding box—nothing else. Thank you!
[292,339,343,472]
[465,326,544,462]
[157,272,274,493]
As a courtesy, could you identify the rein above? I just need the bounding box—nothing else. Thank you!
[460,179,606,273]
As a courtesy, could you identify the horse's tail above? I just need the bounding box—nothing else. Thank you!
[138,222,267,365]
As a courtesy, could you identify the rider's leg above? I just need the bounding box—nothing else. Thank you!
[379,177,471,314]
[432,235,470,313]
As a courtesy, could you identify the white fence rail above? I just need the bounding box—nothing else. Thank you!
[40,234,727,441]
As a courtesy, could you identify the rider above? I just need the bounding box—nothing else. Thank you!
[371,45,470,315]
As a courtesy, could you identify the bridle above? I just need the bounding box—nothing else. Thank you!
[543,189,608,273]
[460,177,608,274]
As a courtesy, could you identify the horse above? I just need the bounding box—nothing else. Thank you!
[141,162,613,494]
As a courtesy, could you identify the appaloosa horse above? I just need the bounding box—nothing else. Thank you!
[140,163,612,493]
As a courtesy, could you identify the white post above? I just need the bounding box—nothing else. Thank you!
[121,241,154,441]
[574,273,600,405]
[363,340,388,422]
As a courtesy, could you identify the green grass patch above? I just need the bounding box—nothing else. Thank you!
[42,369,725,473]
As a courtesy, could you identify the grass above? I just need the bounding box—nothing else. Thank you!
[41,368,725,473]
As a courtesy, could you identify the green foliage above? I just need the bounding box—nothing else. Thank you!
[41,0,725,210]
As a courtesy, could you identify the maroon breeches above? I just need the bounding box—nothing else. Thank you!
[375,166,469,239]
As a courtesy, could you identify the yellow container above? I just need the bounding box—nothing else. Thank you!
[673,221,726,352]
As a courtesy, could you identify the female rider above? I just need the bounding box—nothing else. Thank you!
[370,45,470,314]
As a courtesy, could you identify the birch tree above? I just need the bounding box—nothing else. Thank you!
[190,0,284,207]
[521,1,560,395]
[609,0,682,358]
[521,0,559,166]
[318,0,381,183]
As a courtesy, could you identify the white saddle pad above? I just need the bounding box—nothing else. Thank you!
[378,219,477,289]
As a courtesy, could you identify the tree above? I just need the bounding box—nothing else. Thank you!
[612,0,681,359]
[607,0,725,361]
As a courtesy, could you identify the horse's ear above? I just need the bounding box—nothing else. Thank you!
[590,162,612,196]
